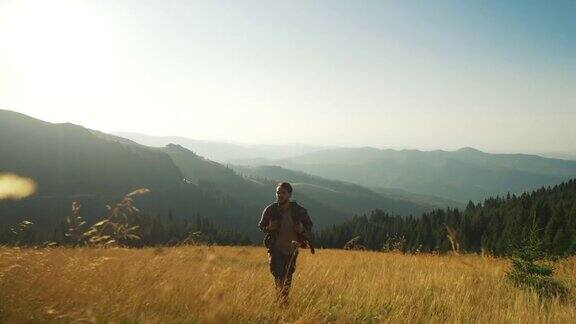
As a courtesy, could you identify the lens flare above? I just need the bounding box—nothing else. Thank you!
[0,173,37,200]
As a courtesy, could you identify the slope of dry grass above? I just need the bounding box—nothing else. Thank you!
[0,246,575,323]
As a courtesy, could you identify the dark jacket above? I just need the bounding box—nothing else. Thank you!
[258,201,314,251]
[258,201,313,233]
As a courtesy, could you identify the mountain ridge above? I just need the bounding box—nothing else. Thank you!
[250,146,576,202]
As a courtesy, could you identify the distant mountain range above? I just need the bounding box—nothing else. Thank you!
[1,109,446,241]
[117,132,576,164]
[539,152,576,161]
[115,132,576,203]
[230,147,576,202]
[113,132,332,162]
[3,108,574,240]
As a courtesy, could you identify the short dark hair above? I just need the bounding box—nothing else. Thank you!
[277,182,293,194]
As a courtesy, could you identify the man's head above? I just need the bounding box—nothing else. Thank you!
[276,182,293,205]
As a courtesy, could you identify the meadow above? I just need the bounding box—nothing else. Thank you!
[0,246,575,323]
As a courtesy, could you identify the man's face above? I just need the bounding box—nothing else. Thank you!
[276,186,291,204]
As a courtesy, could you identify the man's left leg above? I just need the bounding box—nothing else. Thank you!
[279,249,298,304]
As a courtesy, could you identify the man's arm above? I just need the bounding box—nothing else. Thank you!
[258,205,271,232]
[299,207,313,233]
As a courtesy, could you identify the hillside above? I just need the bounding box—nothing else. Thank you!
[0,110,261,237]
[160,143,352,228]
[0,110,182,195]
[115,132,464,210]
[3,109,573,249]
[243,147,576,202]
[1,109,414,243]
[232,165,457,216]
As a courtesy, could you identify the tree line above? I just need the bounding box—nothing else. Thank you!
[0,189,252,247]
[2,179,576,255]
[314,179,576,256]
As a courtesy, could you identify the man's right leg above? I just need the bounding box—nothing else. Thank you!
[269,247,287,303]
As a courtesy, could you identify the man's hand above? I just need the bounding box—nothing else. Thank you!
[294,222,304,234]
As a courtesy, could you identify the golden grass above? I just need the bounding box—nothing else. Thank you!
[0,246,575,323]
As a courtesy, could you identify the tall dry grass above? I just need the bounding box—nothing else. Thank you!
[0,246,575,323]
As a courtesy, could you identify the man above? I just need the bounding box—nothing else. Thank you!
[258,182,313,305]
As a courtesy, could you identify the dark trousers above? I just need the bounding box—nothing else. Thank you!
[268,246,298,303]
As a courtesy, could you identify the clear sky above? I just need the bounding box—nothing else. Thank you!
[1,0,574,154]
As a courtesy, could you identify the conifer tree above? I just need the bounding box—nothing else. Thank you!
[506,219,569,299]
